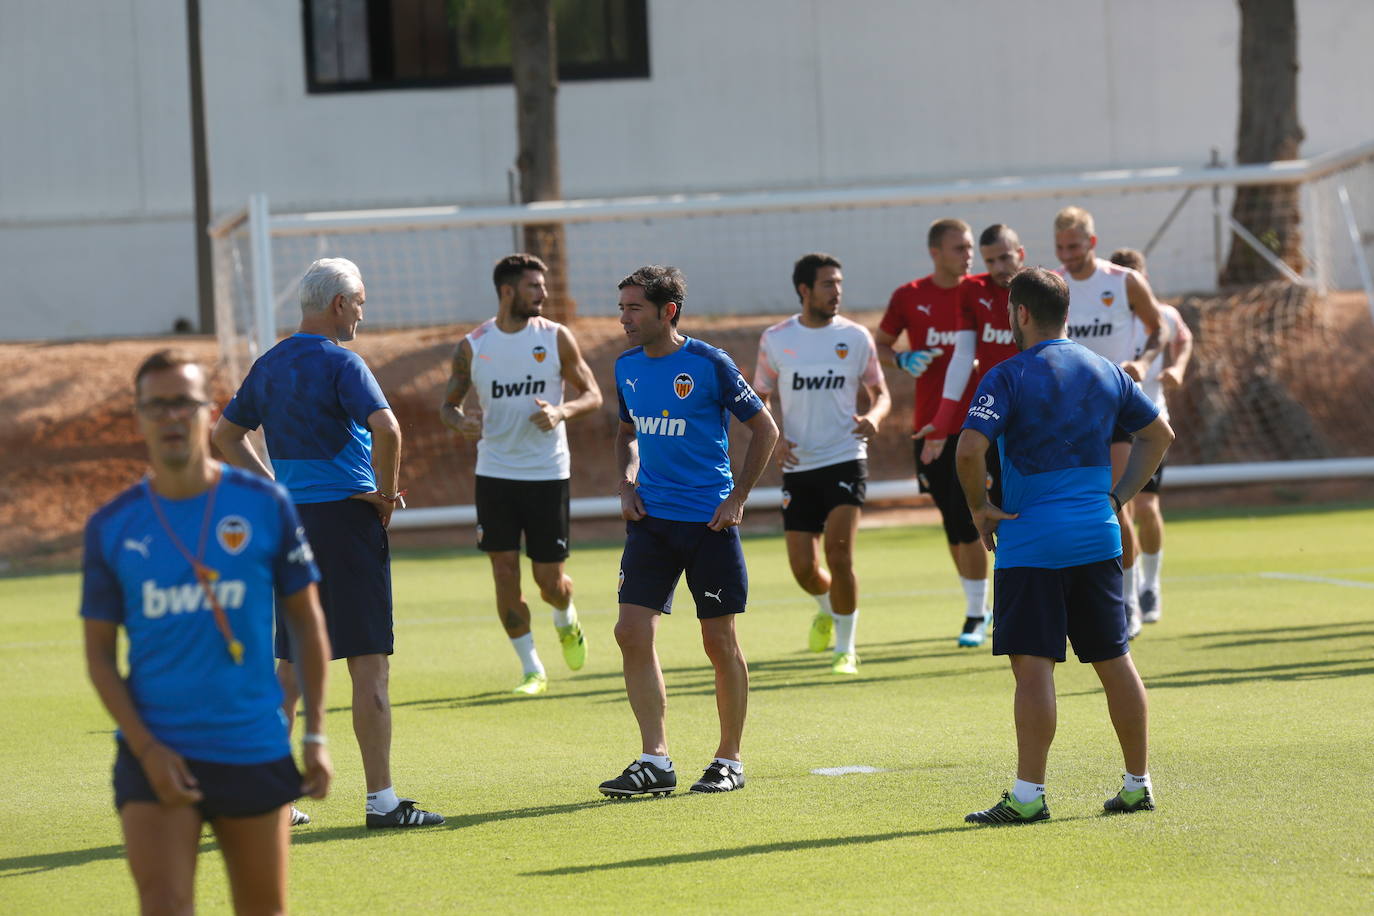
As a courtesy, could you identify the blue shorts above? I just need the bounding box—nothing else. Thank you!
[113,738,301,819]
[280,498,393,660]
[992,557,1130,663]
[618,516,748,618]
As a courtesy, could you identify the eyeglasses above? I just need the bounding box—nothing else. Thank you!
[136,398,212,417]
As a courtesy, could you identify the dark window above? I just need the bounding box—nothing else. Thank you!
[304,0,650,92]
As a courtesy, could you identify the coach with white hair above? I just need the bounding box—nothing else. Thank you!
[213,257,444,829]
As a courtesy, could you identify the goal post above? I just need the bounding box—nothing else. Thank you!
[209,141,1374,529]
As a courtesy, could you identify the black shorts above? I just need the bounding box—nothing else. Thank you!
[991,557,1130,663]
[618,516,748,618]
[113,738,301,819]
[475,476,571,562]
[781,459,867,532]
[914,437,978,545]
[986,445,1004,510]
[1141,458,1165,494]
[281,499,393,661]
[1111,425,1134,445]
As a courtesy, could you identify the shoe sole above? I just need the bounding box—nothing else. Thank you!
[598,788,674,798]
[964,814,1049,826]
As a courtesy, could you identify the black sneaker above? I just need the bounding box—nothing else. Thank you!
[1139,589,1161,623]
[964,791,1050,825]
[366,798,445,829]
[599,760,676,798]
[689,761,745,793]
[289,806,311,826]
[1103,785,1155,813]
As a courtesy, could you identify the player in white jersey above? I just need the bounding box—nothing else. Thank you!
[439,254,602,695]
[754,254,891,675]
[1054,207,1165,638]
[1111,248,1193,624]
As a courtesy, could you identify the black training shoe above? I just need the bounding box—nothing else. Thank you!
[689,761,745,793]
[1103,785,1155,813]
[366,799,445,829]
[599,760,676,798]
[289,806,311,826]
[964,791,1050,825]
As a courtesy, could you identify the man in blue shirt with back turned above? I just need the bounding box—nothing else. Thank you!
[598,265,778,798]
[954,267,1173,825]
[213,257,443,828]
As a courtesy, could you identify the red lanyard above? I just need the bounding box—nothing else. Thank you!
[145,473,244,665]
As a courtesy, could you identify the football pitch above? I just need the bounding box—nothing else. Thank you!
[2,505,1371,913]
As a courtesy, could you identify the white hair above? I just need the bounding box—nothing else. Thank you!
[300,258,363,314]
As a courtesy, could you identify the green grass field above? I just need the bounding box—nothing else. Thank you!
[2,505,1372,913]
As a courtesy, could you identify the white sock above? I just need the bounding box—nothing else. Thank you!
[510,633,545,676]
[1124,771,1152,792]
[366,786,399,814]
[960,577,988,619]
[714,757,743,773]
[833,609,858,655]
[814,591,834,617]
[1139,551,1162,593]
[1123,564,1140,615]
[639,753,673,770]
[1012,779,1045,805]
[552,601,576,629]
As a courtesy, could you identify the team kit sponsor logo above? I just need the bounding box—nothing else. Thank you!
[732,374,757,403]
[967,393,1001,423]
[981,325,1014,345]
[216,516,251,555]
[924,328,961,348]
[1067,317,1120,339]
[532,345,547,363]
[490,375,547,398]
[791,369,846,391]
[142,578,247,619]
[629,409,686,437]
[286,527,314,567]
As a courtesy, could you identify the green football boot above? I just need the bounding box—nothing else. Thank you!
[808,611,834,653]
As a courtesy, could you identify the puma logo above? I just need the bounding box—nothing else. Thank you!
[556,538,568,549]
[123,537,151,559]
[623,378,638,392]
[704,588,723,603]
[916,304,932,315]
[837,480,855,494]
[979,297,994,309]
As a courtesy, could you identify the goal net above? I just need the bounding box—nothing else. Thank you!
[210,142,1374,523]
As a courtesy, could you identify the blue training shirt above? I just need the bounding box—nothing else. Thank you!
[80,465,320,764]
[961,338,1160,569]
[616,337,765,522]
[222,333,389,504]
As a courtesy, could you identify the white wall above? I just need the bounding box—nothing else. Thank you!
[2,0,1372,338]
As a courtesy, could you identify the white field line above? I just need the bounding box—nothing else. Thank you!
[1258,572,1374,590]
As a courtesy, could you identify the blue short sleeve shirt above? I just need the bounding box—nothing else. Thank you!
[962,339,1160,569]
[616,337,764,522]
[80,466,321,764]
[222,333,389,503]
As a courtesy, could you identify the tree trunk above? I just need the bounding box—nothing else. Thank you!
[510,0,573,321]
[1221,0,1305,286]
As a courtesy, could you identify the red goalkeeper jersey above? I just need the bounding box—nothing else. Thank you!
[958,273,1019,386]
[879,275,973,430]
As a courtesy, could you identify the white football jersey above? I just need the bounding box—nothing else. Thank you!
[1132,303,1191,424]
[753,315,883,472]
[467,316,570,480]
[1061,258,1136,365]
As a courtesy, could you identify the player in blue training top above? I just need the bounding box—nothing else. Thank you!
[953,267,1173,825]
[598,265,779,798]
[83,350,332,915]
[213,257,443,828]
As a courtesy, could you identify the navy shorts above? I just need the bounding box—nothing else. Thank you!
[475,476,570,562]
[992,557,1130,663]
[781,459,867,532]
[913,437,978,545]
[113,738,301,819]
[618,516,748,618]
[281,498,393,660]
[1141,458,1165,494]
[986,445,1004,510]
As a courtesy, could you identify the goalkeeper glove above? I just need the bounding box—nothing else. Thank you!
[895,347,943,378]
